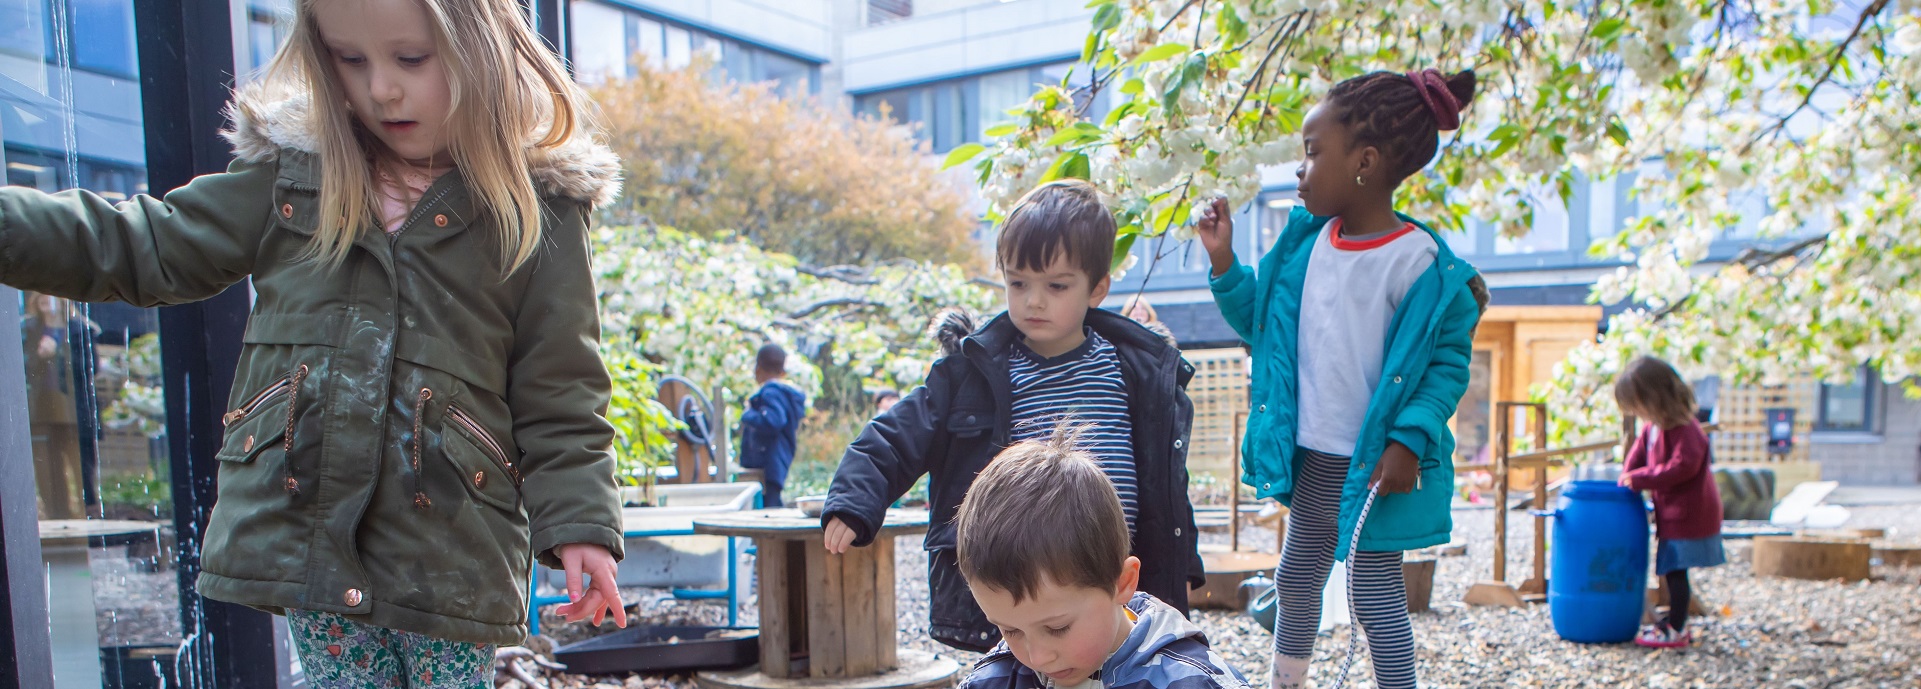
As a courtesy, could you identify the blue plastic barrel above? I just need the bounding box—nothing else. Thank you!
[1546,480,1648,643]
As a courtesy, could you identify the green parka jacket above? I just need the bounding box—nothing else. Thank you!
[0,89,627,645]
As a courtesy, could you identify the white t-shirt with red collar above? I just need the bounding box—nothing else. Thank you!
[1296,219,1439,458]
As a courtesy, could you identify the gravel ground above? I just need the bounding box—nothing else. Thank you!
[533,501,1921,689]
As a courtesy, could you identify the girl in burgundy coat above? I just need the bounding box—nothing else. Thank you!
[1615,356,1726,649]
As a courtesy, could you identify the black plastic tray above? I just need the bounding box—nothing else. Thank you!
[554,625,759,675]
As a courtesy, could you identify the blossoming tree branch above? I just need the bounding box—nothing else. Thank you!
[946,0,1920,440]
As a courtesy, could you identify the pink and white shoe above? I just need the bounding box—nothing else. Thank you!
[1635,623,1692,649]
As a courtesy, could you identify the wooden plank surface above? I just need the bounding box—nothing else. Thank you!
[841,544,880,676]
[806,542,847,678]
[1753,536,1872,582]
[694,509,930,539]
[875,536,898,670]
[756,538,793,678]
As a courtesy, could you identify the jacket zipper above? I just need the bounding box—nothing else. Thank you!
[392,184,456,242]
[223,375,293,427]
[448,404,517,482]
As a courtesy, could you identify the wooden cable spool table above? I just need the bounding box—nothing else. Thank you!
[692,509,959,689]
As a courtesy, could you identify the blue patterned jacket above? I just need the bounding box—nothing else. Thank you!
[958,593,1252,689]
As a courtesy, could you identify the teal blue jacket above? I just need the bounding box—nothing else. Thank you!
[1210,207,1483,559]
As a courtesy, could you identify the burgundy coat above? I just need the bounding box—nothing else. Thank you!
[1622,420,1724,540]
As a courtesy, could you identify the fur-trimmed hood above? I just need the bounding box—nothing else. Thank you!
[220,83,622,208]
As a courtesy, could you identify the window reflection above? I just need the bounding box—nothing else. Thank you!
[4,0,186,686]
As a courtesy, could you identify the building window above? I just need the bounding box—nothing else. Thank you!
[37,0,139,78]
[1815,367,1876,433]
[854,62,1106,153]
[4,146,146,201]
[568,0,819,95]
[868,0,912,26]
[246,3,295,72]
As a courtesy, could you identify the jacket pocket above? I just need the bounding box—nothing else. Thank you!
[947,409,993,438]
[217,374,295,462]
[443,404,522,511]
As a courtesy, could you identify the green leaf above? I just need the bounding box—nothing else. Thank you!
[1062,151,1091,180]
[1133,43,1188,65]
[941,143,987,170]
[1111,232,1138,271]
[1591,18,1626,42]
[1083,32,1102,64]
[1041,153,1072,182]
[1216,3,1248,45]
[1091,3,1121,31]
[1120,78,1145,95]
[1152,204,1178,233]
[983,123,1019,138]
[1606,119,1631,146]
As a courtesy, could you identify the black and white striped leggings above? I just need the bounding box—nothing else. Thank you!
[1272,448,1416,689]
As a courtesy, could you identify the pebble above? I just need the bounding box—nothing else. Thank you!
[539,504,1921,688]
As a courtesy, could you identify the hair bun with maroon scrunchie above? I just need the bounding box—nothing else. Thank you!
[1406,68,1476,132]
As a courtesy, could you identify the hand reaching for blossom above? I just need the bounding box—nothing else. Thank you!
[1196,196,1236,277]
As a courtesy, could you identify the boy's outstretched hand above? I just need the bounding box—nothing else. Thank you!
[1196,196,1236,278]
[1371,442,1421,495]
[554,543,628,628]
[823,516,857,554]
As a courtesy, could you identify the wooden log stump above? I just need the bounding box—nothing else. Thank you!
[1752,536,1872,582]
[1874,546,1921,568]
[1403,558,1436,613]
[1189,549,1279,610]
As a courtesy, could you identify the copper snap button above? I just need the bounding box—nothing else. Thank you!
[344,588,363,606]
[473,471,488,490]
[243,435,255,452]
[433,214,448,227]
[280,203,293,218]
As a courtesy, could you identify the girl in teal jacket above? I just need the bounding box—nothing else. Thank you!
[1196,69,1487,689]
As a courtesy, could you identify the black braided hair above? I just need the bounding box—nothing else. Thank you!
[1325,70,1477,184]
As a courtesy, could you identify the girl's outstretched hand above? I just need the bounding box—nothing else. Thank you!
[554,543,628,628]
[1196,196,1236,277]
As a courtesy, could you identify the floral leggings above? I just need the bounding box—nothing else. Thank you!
[289,610,496,688]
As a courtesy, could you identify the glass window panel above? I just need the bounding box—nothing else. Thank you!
[1256,190,1299,258]
[663,25,692,69]
[975,70,1027,142]
[1496,191,1570,254]
[634,16,663,66]
[568,0,629,83]
[1818,369,1872,432]
[3,2,195,686]
[68,0,136,76]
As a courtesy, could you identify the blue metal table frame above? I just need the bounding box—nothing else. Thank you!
[528,529,744,636]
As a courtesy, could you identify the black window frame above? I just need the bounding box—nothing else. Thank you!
[1814,366,1878,434]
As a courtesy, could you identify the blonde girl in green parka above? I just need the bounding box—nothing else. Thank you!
[1196,70,1488,689]
[0,0,630,684]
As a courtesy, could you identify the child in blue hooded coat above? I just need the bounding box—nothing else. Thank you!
[1196,69,1489,689]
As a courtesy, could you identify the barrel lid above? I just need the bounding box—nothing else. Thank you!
[1562,480,1641,502]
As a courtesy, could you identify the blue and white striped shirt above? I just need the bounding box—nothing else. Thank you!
[1007,329,1139,534]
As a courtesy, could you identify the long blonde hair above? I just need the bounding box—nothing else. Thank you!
[246,0,587,272]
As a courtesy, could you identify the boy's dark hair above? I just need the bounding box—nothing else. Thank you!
[995,179,1116,285]
[756,343,787,374]
[1614,356,1698,429]
[874,388,900,406]
[956,424,1127,604]
[1327,69,1478,184]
